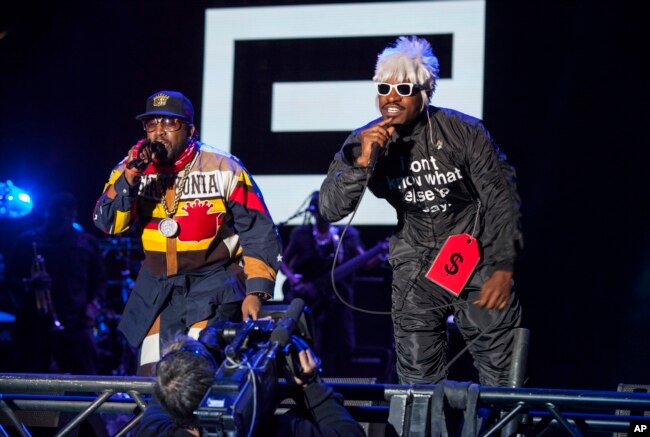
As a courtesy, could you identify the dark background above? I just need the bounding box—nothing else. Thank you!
[0,0,647,390]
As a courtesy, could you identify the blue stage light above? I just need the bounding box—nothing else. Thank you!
[0,180,34,219]
[18,193,31,203]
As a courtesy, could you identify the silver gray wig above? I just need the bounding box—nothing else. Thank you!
[373,36,440,109]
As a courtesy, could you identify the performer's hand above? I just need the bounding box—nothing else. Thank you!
[475,269,513,310]
[124,140,168,185]
[357,117,395,167]
[123,141,146,186]
[241,294,262,320]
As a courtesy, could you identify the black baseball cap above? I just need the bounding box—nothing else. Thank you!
[135,90,194,123]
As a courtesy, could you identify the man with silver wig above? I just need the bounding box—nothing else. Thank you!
[373,35,440,111]
[319,36,524,386]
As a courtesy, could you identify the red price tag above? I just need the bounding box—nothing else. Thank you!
[425,234,481,296]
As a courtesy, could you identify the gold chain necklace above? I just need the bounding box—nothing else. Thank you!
[157,152,198,238]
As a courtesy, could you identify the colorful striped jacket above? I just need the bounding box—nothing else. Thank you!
[93,142,281,298]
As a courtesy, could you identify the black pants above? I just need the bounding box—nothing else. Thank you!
[391,261,522,386]
[158,290,242,347]
[133,264,245,375]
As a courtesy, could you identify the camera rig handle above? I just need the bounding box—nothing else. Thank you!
[224,321,255,361]
[270,298,305,347]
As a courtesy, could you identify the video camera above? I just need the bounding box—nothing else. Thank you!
[195,298,313,437]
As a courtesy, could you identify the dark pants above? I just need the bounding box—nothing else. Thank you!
[391,261,522,386]
[136,298,242,376]
[131,264,246,375]
[158,291,241,347]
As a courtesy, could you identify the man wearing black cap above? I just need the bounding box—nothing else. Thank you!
[94,90,281,375]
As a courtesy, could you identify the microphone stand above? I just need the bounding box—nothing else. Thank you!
[276,207,312,227]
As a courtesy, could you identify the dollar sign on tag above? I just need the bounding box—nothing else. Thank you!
[425,234,481,296]
[444,252,463,275]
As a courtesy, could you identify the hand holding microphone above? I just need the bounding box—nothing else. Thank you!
[126,140,168,172]
[357,117,395,169]
[124,140,168,185]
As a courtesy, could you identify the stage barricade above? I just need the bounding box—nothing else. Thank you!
[1,373,650,436]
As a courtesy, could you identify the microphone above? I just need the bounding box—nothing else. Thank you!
[148,141,168,161]
[367,121,398,171]
[126,158,148,172]
[368,142,382,171]
[126,141,168,171]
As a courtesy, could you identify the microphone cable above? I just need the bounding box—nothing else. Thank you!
[327,145,392,315]
[327,161,504,382]
[327,133,480,318]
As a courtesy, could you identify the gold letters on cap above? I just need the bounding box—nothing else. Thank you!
[153,93,170,107]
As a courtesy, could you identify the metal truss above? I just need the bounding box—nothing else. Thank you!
[333,382,650,436]
[1,373,649,436]
[0,373,153,437]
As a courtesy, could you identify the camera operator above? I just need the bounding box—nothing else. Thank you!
[132,333,365,437]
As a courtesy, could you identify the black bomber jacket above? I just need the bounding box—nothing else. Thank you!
[319,106,523,276]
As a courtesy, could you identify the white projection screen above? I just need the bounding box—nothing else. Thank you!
[202,0,485,226]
